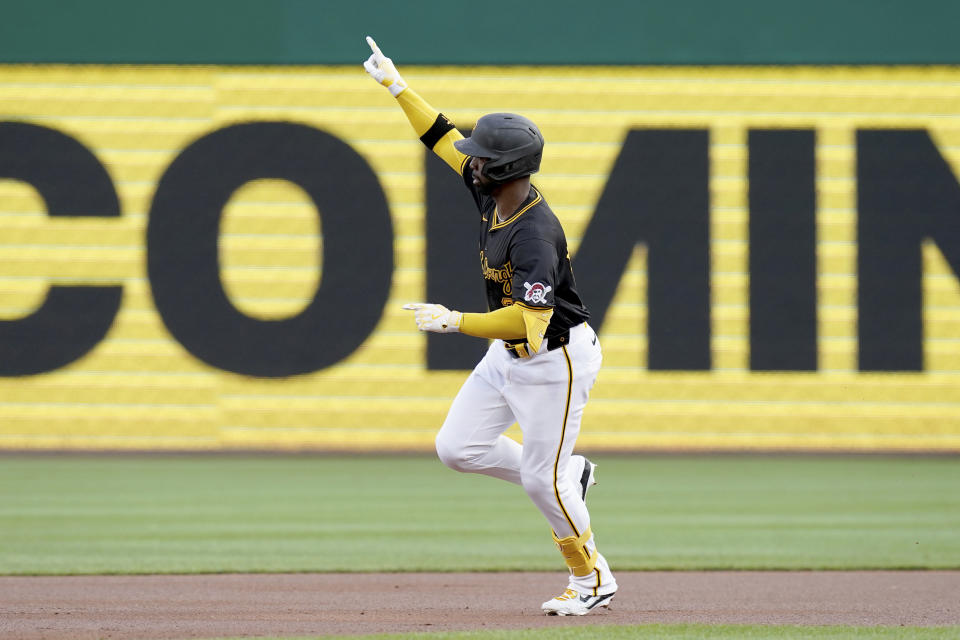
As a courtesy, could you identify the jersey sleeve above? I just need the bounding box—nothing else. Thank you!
[510,237,559,310]
[396,88,470,175]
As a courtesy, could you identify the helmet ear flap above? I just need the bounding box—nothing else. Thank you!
[494,161,515,180]
[480,160,509,183]
[484,155,539,184]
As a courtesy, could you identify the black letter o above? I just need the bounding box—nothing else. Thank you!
[147,122,393,377]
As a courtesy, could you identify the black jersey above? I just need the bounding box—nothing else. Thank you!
[462,165,589,340]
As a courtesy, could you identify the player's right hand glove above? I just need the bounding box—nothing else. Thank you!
[363,36,408,97]
[402,303,462,333]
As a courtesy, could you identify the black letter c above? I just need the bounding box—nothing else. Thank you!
[0,123,122,376]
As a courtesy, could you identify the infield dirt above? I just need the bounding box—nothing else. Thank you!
[1,571,958,639]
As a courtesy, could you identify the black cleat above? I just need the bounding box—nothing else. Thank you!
[579,458,597,500]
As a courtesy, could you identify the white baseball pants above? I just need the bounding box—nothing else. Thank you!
[434,323,616,595]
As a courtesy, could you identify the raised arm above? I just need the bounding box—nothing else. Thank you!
[363,36,469,175]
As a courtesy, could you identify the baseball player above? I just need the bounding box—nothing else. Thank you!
[364,37,616,616]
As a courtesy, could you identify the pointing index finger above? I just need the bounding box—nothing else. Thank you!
[366,36,382,57]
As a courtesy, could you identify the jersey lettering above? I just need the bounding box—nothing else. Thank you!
[481,252,514,295]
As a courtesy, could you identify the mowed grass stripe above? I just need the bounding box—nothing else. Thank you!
[0,455,957,575]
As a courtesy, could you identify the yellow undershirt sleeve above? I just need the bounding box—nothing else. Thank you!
[460,304,555,352]
[396,88,469,174]
[460,305,527,340]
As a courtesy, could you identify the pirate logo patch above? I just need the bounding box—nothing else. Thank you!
[523,281,552,305]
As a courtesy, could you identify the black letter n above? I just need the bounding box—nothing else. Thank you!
[858,130,960,371]
[573,129,711,370]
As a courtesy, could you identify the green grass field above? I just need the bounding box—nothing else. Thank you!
[2,454,959,640]
[0,454,957,575]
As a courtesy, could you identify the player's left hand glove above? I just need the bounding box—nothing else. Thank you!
[363,36,408,97]
[402,303,462,333]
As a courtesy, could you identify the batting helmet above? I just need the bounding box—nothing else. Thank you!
[454,113,544,183]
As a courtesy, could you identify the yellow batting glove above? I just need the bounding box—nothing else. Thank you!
[363,36,408,97]
[402,303,462,334]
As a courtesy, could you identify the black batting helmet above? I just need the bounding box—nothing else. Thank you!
[454,113,544,183]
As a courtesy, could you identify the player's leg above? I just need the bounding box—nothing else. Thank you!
[434,344,522,485]
[504,327,616,612]
[511,370,615,598]
[505,333,601,539]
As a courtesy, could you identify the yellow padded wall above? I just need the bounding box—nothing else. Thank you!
[1,65,959,451]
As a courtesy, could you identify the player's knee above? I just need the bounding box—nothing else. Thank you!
[435,435,482,473]
[435,434,468,472]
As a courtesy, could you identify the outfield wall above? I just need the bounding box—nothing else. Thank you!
[1,64,959,451]
[2,1,958,65]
